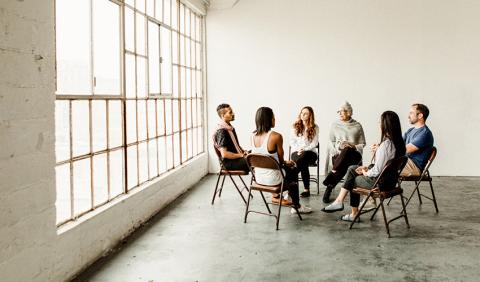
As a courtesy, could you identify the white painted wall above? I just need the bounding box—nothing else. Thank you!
[0,1,208,281]
[206,0,480,176]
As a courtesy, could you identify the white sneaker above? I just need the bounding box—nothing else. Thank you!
[291,206,313,214]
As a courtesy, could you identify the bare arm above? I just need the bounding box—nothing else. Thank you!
[406,143,419,154]
[219,147,244,159]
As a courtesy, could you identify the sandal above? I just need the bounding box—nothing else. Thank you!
[340,214,360,222]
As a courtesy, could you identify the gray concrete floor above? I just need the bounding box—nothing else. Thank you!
[75,175,480,282]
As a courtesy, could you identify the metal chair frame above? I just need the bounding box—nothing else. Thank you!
[350,156,410,238]
[244,153,302,230]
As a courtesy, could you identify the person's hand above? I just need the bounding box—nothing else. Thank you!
[355,166,368,175]
[284,160,296,167]
[371,143,379,154]
[297,149,304,156]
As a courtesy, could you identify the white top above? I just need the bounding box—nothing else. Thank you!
[366,139,396,178]
[289,125,319,153]
[250,131,282,186]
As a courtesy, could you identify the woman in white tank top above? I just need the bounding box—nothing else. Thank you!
[250,107,312,214]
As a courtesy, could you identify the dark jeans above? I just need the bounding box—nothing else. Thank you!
[223,158,249,173]
[291,150,317,189]
[343,165,376,207]
[282,165,300,208]
[323,147,362,188]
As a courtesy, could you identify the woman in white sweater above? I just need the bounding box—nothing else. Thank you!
[289,106,319,198]
[321,111,406,222]
[322,102,366,203]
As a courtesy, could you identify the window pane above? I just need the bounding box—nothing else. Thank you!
[126,100,137,144]
[110,149,124,198]
[93,153,108,206]
[171,0,178,30]
[180,99,186,131]
[137,57,147,98]
[172,65,179,97]
[185,9,190,38]
[186,68,191,98]
[136,0,145,13]
[172,31,178,64]
[196,70,202,97]
[55,164,71,224]
[198,126,203,153]
[172,99,179,132]
[166,135,173,169]
[56,0,91,95]
[187,99,192,128]
[147,100,157,137]
[163,0,171,26]
[181,130,187,162]
[157,100,165,135]
[55,101,70,162]
[155,0,163,21]
[148,140,158,178]
[196,16,201,42]
[180,67,185,97]
[108,100,123,148]
[138,100,147,141]
[173,132,180,166]
[192,99,197,127]
[127,145,138,189]
[160,27,172,94]
[72,101,90,157]
[146,0,155,17]
[125,8,135,52]
[192,127,198,156]
[138,142,148,183]
[125,0,134,7]
[73,158,91,216]
[188,128,193,159]
[179,34,185,66]
[136,13,146,55]
[92,100,107,152]
[195,43,201,69]
[126,54,136,98]
[93,0,121,95]
[185,39,191,68]
[158,136,167,173]
[165,99,172,134]
[148,22,160,94]
[179,4,184,34]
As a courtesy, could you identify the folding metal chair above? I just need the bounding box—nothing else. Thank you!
[350,156,410,238]
[288,143,320,194]
[398,147,438,213]
[245,153,302,230]
[211,146,250,205]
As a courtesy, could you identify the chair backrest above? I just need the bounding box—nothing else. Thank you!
[246,153,284,181]
[375,155,408,191]
[288,143,320,165]
[423,146,437,172]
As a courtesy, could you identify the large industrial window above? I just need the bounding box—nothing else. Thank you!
[55,0,204,226]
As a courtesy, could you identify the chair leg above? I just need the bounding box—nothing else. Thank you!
[400,193,410,228]
[211,173,222,205]
[415,181,423,205]
[276,197,282,230]
[228,174,247,204]
[238,175,253,199]
[386,197,393,206]
[350,194,369,229]
[259,191,272,214]
[429,180,439,213]
[244,186,254,223]
[379,201,391,238]
[218,175,226,197]
[370,205,380,220]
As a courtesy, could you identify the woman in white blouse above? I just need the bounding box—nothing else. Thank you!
[289,106,319,198]
[321,111,406,222]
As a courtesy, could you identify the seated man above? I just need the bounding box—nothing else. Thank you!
[212,103,249,172]
[401,103,434,176]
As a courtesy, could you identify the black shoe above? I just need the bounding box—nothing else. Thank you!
[322,185,334,203]
[300,190,310,198]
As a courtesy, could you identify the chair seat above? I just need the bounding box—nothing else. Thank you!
[220,169,249,176]
[250,181,282,193]
[353,187,403,199]
[400,175,431,181]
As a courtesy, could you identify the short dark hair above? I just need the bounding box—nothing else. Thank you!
[254,107,274,134]
[216,103,230,117]
[412,103,430,121]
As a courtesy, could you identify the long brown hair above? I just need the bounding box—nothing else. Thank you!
[293,106,316,141]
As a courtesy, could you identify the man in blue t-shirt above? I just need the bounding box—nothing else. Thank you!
[401,103,434,177]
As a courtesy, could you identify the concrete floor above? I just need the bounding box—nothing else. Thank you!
[75,175,480,282]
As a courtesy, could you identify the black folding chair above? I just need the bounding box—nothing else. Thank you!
[245,153,302,230]
[350,156,410,238]
[288,143,320,194]
[211,146,250,205]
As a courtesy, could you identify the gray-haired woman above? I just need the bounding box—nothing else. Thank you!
[322,102,366,203]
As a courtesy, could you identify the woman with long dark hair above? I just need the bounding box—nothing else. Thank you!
[289,106,319,197]
[250,107,312,214]
[321,111,405,221]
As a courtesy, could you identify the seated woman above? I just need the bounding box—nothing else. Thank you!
[321,111,406,222]
[323,101,366,203]
[289,106,319,198]
[251,107,312,214]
